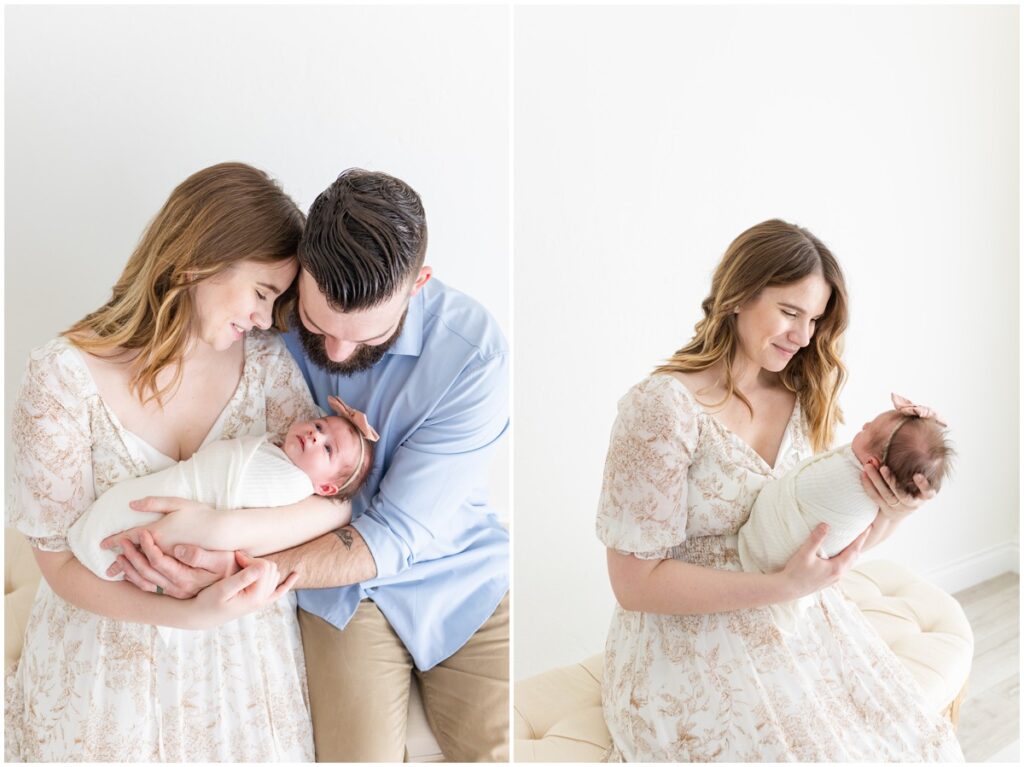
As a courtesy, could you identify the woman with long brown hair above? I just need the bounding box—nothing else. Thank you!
[596,220,963,760]
[6,163,330,760]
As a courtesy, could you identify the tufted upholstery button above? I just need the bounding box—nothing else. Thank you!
[514,560,974,761]
[514,654,609,761]
[840,560,973,715]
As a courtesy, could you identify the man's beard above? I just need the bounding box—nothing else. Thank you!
[292,305,407,376]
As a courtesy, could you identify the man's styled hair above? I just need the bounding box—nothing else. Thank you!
[299,168,428,312]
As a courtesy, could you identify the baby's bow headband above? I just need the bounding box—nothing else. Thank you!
[328,395,380,442]
[328,395,380,493]
[890,393,947,427]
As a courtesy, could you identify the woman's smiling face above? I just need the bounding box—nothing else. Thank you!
[734,273,832,373]
[192,257,298,351]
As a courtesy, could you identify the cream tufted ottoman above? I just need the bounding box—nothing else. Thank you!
[4,529,444,762]
[514,559,974,761]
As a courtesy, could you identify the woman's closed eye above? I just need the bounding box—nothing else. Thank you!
[256,289,268,301]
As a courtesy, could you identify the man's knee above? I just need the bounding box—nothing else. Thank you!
[418,595,510,761]
[299,605,414,762]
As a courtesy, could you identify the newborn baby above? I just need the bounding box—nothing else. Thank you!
[738,393,953,628]
[69,395,379,581]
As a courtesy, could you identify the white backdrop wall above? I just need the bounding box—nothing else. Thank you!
[4,5,510,519]
[514,5,1018,679]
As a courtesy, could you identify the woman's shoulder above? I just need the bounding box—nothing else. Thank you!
[615,374,703,442]
[13,336,95,430]
[244,329,290,361]
[27,334,77,363]
[621,373,702,416]
[21,336,92,394]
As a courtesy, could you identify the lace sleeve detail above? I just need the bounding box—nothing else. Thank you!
[7,343,95,551]
[252,332,320,442]
[596,376,699,560]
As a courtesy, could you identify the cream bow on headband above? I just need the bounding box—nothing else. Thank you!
[328,395,380,442]
[328,395,380,493]
[891,393,947,427]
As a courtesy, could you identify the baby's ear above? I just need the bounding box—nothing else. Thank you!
[316,483,339,497]
[866,456,881,470]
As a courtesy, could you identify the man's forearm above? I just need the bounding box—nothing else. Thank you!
[213,497,351,557]
[265,525,377,589]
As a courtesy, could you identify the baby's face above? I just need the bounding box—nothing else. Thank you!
[281,415,361,496]
[851,410,902,466]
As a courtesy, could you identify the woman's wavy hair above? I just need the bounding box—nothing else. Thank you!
[64,162,305,404]
[654,219,849,452]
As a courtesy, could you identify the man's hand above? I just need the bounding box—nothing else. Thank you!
[107,530,238,599]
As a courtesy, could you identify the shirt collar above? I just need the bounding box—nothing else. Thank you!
[387,285,425,358]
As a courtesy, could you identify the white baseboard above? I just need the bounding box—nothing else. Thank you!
[921,542,1020,595]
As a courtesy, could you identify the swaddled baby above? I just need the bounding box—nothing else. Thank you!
[738,393,953,628]
[69,395,379,580]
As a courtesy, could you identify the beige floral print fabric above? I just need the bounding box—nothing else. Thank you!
[5,332,320,762]
[596,375,963,762]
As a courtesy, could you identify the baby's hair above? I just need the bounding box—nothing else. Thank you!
[879,417,954,498]
[330,418,376,502]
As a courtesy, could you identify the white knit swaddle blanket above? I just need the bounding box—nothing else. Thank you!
[68,435,313,640]
[737,444,877,630]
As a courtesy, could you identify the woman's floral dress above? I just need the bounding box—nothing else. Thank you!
[596,375,964,762]
[6,332,319,761]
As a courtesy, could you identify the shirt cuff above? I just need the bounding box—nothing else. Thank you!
[350,511,414,580]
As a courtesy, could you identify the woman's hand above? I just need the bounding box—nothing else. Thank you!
[777,523,871,600]
[100,496,235,598]
[100,496,217,552]
[861,463,935,521]
[185,551,299,630]
[106,530,239,598]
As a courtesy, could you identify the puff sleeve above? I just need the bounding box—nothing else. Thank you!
[7,343,96,552]
[596,376,699,560]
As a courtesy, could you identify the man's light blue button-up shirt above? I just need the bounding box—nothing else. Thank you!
[283,278,509,670]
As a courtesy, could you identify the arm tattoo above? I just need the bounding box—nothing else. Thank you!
[333,527,354,550]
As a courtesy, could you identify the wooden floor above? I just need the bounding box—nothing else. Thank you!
[952,572,1019,762]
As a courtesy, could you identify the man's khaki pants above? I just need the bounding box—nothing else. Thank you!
[299,595,509,762]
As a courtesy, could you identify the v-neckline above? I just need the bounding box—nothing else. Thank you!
[662,374,800,473]
[66,338,249,464]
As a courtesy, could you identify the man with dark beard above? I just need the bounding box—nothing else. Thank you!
[272,170,509,761]
[111,169,509,761]
[276,167,507,761]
